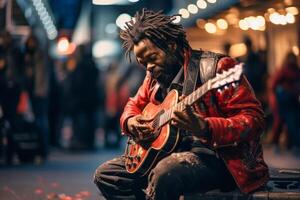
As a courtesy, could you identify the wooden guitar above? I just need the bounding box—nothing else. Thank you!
[124,64,243,176]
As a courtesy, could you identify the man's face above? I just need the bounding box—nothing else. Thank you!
[133,38,179,85]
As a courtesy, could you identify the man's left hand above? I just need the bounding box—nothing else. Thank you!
[172,104,208,137]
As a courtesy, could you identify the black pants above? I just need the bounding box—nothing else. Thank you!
[94,151,236,200]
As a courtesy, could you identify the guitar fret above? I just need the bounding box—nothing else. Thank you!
[180,102,183,111]
[159,113,163,127]
[189,95,193,105]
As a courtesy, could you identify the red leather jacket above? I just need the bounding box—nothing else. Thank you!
[120,55,269,193]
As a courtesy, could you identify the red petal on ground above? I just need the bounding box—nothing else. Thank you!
[51,182,60,188]
[79,191,91,197]
[35,188,44,195]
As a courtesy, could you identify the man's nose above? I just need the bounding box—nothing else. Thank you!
[146,63,155,72]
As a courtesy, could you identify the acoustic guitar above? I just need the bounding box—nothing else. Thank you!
[124,64,243,176]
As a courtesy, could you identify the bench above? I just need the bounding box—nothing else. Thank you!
[181,168,300,200]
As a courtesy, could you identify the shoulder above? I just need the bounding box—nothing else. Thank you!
[216,56,237,73]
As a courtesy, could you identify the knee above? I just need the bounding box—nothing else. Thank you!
[146,161,179,199]
[93,163,106,186]
[148,160,174,189]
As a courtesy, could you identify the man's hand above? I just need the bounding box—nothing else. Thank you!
[172,103,208,137]
[127,115,155,142]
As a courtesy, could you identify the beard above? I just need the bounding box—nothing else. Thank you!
[156,52,181,88]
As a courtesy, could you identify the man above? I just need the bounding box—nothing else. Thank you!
[94,9,269,200]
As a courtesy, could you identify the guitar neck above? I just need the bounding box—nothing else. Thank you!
[153,63,243,129]
[158,79,212,127]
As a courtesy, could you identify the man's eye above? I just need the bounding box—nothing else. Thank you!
[149,55,157,60]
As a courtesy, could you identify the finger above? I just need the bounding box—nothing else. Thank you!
[136,116,153,123]
[172,117,190,130]
[173,110,189,122]
[132,126,141,136]
[136,124,154,132]
[179,95,186,101]
[185,105,198,122]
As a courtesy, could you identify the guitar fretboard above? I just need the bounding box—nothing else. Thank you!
[157,79,211,128]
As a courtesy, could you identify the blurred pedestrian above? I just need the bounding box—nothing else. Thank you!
[64,45,100,150]
[267,51,300,151]
[240,36,267,98]
[23,33,49,159]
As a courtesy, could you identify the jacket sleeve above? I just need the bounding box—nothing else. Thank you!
[206,57,265,148]
[120,73,153,135]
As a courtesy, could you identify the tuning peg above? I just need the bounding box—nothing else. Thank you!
[224,85,228,90]
[231,83,236,88]
[217,89,222,94]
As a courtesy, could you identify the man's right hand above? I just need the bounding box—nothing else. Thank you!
[127,115,155,142]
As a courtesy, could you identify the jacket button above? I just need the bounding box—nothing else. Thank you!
[213,142,218,147]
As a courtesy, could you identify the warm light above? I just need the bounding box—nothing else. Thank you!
[179,8,190,18]
[187,4,198,14]
[229,43,247,58]
[204,22,217,33]
[267,8,276,13]
[116,13,131,30]
[284,0,293,6]
[270,12,281,25]
[57,37,69,53]
[57,37,76,55]
[258,25,266,31]
[196,19,206,29]
[256,16,265,27]
[239,19,249,30]
[286,13,296,23]
[196,0,207,9]
[226,13,238,25]
[286,6,299,15]
[292,46,299,56]
[207,0,217,3]
[279,14,287,25]
[173,16,181,24]
[216,19,228,30]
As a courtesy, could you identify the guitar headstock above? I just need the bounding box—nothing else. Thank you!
[210,63,243,89]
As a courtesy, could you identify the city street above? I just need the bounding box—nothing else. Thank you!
[1,143,300,200]
[0,147,124,200]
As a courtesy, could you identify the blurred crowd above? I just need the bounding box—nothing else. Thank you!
[0,31,299,164]
[236,36,300,154]
[0,31,144,164]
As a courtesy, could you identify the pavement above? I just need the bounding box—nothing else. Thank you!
[0,143,299,200]
[0,148,124,200]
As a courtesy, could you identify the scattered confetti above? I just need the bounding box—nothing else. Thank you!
[35,188,44,195]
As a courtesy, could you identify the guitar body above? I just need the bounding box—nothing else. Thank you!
[125,90,180,176]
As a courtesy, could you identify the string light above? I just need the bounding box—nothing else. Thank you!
[187,4,198,14]
[179,8,190,19]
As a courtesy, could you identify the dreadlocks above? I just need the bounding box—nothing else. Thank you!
[120,8,190,62]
